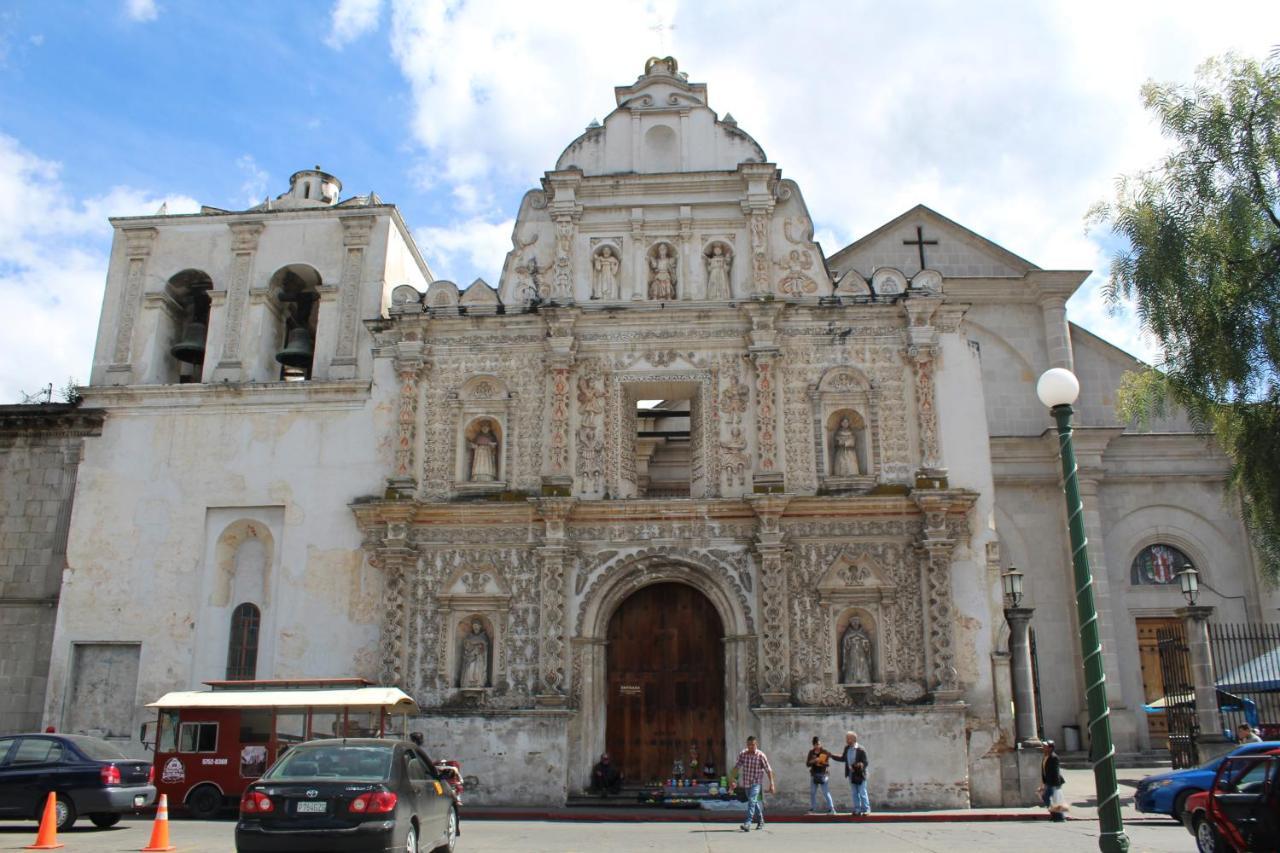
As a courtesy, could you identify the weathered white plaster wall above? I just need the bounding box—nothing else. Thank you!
[415,711,571,806]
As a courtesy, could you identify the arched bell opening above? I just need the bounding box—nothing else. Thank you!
[166,269,213,383]
[269,265,322,381]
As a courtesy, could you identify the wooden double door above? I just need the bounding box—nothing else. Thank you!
[1137,616,1181,747]
[606,582,725,785]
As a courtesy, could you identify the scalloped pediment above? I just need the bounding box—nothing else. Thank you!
[443,566,510,597]
[817,553,892,596]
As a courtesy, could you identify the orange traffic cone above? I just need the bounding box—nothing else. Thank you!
[25,792,63,849]
[140,793,176,852]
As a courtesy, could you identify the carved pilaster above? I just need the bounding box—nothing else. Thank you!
[905,296,944,482]
[370,511,417,689]
[913,490,975,703]
[744,303,782,489]
[333,215,374,375]
[749,494,791,704]
[389,342,426,495]
[535,497,577,705]
[105,226,158,383]
[678,205,694,299]
[213,221,265,381]
[551,216,575,301]
[740,163,777,296]
[543,311,577,489]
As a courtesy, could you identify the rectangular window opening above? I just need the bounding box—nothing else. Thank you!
[636,398,691,498]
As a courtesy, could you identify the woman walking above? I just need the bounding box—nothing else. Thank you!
[1039,740,1067,822]
[806,736,835,814]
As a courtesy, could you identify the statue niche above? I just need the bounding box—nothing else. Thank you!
[592,245,621,300]
[648,242,678,301]
[704,242,733,300]
[827,409,866,479]
[466,418,502,483]
[838,613,875,685]
[457,616,493,689]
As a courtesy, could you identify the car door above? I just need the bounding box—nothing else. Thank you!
[0,737,21,816]
[1250,759,1280,851]
[5,738,66,818]
[403,749,445,846]
[1214,755,1276,850]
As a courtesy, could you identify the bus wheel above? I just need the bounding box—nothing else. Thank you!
[186,785,222,819]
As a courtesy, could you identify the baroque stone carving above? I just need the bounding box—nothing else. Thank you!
[648,242,678,300]
[467,419,500,482]
[840,618,873,684]
[592,245,620,300]
[458,618,492,688]
[704,243,732,299]
[831,416,861,476]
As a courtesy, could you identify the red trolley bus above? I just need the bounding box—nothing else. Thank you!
[146,678,419,818]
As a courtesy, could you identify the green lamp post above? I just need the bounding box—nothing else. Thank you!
[1036,367,1129,853]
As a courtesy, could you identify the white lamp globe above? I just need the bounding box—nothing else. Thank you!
[1036,368,1080,408]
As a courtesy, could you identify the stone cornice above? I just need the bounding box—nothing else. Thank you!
[80,380,371,412]
[0,405,105,438]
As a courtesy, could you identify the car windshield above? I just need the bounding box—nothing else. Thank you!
[262,745,393,781]
[65,736,130,761]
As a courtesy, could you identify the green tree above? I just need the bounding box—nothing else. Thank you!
[1091,53,1280,577]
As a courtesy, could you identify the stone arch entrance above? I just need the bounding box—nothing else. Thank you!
[606,582,725,784]
[569,553,755,796]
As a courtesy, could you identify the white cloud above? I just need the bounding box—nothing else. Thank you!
[124,0,158,22]
[0,133,198,402]
[326,0,382,49]
[413,218,514,285]
[236,155,270,208]
[374,0,1279,357]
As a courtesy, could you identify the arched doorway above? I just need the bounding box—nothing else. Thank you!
[606,582,725,785]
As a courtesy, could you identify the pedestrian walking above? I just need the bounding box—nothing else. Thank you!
[1039,740,1067,822]
[835,731,870,815]
[728,735,776,831]
[806,736,835,814]
[1236,723,1263,743]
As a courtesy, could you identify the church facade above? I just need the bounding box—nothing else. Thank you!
[40,59,1273,809]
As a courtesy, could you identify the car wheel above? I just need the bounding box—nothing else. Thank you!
[1195,816,1219,853]
[90,813,122,828]
[186,784,223,819]
[1172,789,1197,822]
[432,806,458,853]
[54,794,77,831]
[404,822,419,853]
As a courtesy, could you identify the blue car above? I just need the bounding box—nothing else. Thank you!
[1135,740,1280,818]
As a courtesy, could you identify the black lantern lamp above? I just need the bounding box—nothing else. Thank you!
[1001,567,1025,609]
[1178,564,1200,606]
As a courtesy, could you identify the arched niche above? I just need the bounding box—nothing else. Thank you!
[702,240,735,300]
[212,519,276,609]
[435,567,511,695]
[810,366,879,490]
[834,607,879,686]
[450,376,514,493]
[152,269,213,384]
[643,123,679,172]
[645,241,679,301]
[816,551,895,687]
[589,242,623,301]
[454,613,496,689]
[266,264,323,381]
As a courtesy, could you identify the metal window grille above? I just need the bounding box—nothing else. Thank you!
[226,602,261,681]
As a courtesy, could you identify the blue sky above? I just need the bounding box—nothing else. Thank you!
[1,0,1278,401]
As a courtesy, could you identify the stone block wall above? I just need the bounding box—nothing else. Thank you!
[0,405,102,734]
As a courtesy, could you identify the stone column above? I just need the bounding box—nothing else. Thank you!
[905,296,946,484]
[105,226,159,385]
[211,221,265,383]
[914,491,973,703]
[331,215,375,379]
[743,303,783,491]
[1038,293,1074,371]
[1005,607,1040,744]
[388,342,426,497]
[371,511,416,689]
[542,311,577,494]
[535,497,576,706]
[1178,605,1232,759]
[748,495,791,705]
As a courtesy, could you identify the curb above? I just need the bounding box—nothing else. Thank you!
[463,809,1051,823]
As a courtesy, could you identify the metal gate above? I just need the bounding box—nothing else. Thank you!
[1157,626,1199,768]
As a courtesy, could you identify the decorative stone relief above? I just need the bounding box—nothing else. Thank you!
[648,241,678,300]
[334,215,374,366]
[748,211,770,294]
[751,352,778,474]
[704,241,733,299]
[590,244,621,300]
[574,369,606,494]
[391,348,424,488]
[109,227,158,373]
[552,217,575,300]
[216,222,265,368]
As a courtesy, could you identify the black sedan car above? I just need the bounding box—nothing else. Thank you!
[235,738,458,853]
[0,733,156,830]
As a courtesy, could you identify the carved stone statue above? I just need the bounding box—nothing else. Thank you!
[469,420,499,482]
[720,426,748,488]
[592,246,620,300]
[648,243,677,300]
[705,244,732,299]
[841,618,873,684]
[459,618,491,688]
[831,416,860,476]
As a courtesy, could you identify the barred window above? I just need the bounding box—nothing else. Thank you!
[1130,544,1193,586]
[226,602,260,680]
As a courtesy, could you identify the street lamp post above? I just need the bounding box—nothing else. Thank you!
[1001,568,1040,745]
[1036,367,1129,853]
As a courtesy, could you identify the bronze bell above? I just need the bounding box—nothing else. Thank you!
[170,321,207,364]
[276,327,315,368]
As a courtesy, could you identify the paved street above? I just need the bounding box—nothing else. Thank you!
[0,816,1194,853]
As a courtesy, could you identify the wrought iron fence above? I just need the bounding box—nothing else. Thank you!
[1209,623,1280,741]
[1156,626,1199,768]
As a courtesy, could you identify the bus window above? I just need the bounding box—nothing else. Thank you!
[179,722,218,753]
[158,711,179,753]
[240,711,272,744]
[346,710,379,737]
[276,712,305,751]
[309,711,340,739]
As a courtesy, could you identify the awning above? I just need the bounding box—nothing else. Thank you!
[147,687,419,713]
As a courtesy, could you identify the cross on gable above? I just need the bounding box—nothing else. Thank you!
[903,225,938,271]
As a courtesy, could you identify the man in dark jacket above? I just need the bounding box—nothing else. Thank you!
[590,753,622,796]
[1040,740,1066,821]
[835,731,870,815]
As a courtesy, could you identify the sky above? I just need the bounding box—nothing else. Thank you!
[1,0,1277,402]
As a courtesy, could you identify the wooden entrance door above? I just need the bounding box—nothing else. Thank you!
[606,582,725,786]
[1137,616,1182,747]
